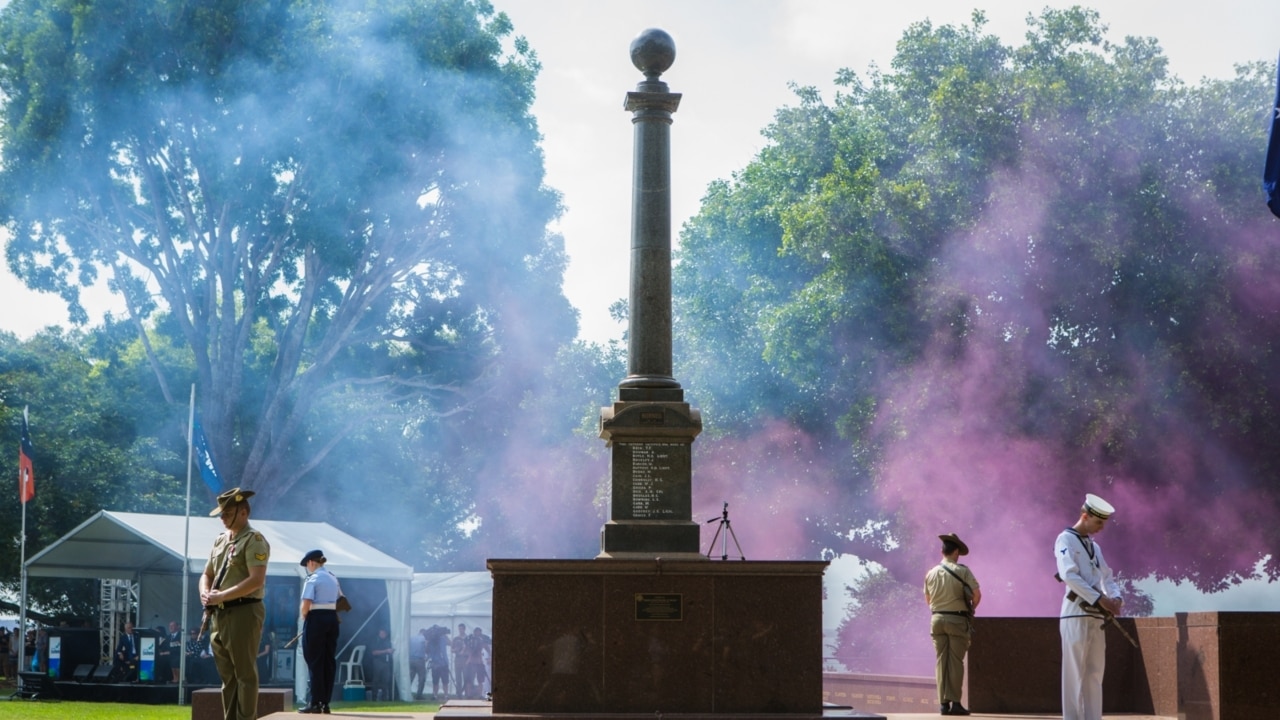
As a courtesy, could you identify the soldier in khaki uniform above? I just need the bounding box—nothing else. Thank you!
[200,488,271,720]
[924,532,981,716]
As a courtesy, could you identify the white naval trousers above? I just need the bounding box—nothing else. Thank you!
[1060,615,1106,720]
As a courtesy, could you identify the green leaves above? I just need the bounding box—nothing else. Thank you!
[674,7,1280,601]
[0,0,575,512]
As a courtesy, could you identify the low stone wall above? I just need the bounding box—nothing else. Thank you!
[821,672,937,714]
[967,615,1176,716]
[966,612,1280,719]
[1178,611,1280,720]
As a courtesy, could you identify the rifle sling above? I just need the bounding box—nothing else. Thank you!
[939,564,974,600]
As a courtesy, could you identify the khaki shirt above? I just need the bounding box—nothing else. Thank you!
[205,523,271,600]
[924,560,978,613]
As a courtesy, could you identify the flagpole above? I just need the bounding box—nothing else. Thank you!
[179,384,195,706]
[18,406,29,677]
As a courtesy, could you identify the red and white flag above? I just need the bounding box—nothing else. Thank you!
[19,406,35,504]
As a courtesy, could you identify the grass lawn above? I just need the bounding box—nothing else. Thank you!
[0,699,442,718]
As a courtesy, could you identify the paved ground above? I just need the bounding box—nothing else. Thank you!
[262,711,1178,720]
[261,700,481,719]
[875,707,1172,712]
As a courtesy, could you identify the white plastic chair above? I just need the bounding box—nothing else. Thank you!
[340,645,366,687]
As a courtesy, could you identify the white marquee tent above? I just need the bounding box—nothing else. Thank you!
[24,510,416,701]
[411,572,492,635]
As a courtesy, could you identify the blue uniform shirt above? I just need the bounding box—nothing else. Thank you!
[302,566,341,605]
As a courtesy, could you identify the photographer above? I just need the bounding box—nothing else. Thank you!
[409,628,428,700]
[426,625,452,701]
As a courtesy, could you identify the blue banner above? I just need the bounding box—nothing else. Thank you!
[1264,52,1280,218]
[193,417,224,495]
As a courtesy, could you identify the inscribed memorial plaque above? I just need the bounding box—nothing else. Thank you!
[635,593,683,621]
[611,442,691,520]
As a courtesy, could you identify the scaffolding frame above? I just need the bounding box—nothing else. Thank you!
[98,578,138,664]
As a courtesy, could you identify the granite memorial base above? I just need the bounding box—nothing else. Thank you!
[821,672,939,714]
[191,687,292,720]
[444,559,829,720]
[965,613,1280,719]
[1178,611,1280,720]
[967,615,1177,716]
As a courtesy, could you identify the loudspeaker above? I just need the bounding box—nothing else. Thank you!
[73,664,95,682]
[16,671,57,700]
[91,665,115,682]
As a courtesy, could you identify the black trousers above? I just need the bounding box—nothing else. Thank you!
[302,610,339,706]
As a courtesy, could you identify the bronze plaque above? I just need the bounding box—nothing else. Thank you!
[635,593,682,621]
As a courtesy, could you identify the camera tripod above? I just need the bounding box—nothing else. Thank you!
[705,502,745,560]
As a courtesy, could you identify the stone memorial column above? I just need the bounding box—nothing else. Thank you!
[465,31,830,720]
[599,29,703,558]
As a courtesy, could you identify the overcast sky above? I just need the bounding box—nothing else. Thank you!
[2,0,1278,345]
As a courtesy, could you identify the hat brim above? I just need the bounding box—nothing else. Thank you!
[938,533,970,556]
[209,488,255,516]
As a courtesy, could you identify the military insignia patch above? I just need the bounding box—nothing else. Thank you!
[255,553,267,561]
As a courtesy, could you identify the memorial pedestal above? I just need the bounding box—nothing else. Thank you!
[439,559,827,720]
[599,401,702,558]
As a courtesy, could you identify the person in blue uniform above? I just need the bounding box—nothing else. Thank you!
[1056,493,1123,720]
[298,549,342,714]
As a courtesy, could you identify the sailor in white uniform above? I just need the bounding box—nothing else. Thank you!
[1055,493,1123,720]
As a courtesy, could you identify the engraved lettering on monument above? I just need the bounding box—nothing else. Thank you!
[612,442,690,520]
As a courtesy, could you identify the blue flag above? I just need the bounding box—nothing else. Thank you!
[1264,52,1280,218]
[192,417,223,495]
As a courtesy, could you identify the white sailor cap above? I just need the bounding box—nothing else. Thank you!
[1083,493,1115,520]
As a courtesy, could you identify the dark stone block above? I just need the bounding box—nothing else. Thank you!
[967,615,1178,716]
[191,687,292,720]
[486,559,826,716]
[1179,611,1280,720]
[600,520,701,554]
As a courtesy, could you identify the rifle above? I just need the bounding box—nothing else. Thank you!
[1054,572,1137,648]
[1096,603,1139,647]
[198,539,235,639]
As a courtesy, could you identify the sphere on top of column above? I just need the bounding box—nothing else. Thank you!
[630,28,675,81]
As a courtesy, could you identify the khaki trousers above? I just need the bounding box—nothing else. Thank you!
[930,613,971,705]
[210,602,265,720]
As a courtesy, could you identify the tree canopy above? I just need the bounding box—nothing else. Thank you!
[0,0,576,511]
[5,2,1280,670]
[673,8,1280,672]
[1,326,184,617]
